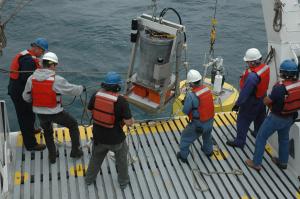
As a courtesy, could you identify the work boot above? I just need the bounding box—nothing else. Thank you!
[245,159,261,171]
[34,127,42,134]
[70,147,83,158]
[120,181,130,190]
[176,152,188,163]
[27,143,46,151]
[271,157,287,170]
[49,150,57,164]
[226,140,244,149]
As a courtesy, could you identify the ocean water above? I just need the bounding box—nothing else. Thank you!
[0,0,266,131]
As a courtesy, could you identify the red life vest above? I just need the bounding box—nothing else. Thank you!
[31,75,60,108]
[92,91,119,128]
[239,63,270,98]
[189,85,215,122]
[281,80,300,114]
[9,50,41,80]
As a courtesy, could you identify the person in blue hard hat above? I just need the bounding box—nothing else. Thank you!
[227,48,270,148]
[246,59,300,171]
[85,72,134,190]
[8,38,48,151]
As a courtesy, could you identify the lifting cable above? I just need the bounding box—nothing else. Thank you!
[209,0,218,58]
[273,0,284,32]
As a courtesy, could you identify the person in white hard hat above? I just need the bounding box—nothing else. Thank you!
[227,48,270,148]
[23,52,85,163]
[177,69,215,163]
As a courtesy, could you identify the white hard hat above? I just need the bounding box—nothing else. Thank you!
[42,52,58,64]
[243,48,262,62]
[187,69,202,83]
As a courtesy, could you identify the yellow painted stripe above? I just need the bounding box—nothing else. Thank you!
[86,126,93,140]
[296,191,300,199]
[79,126,86,140]
[55,128,64,143]
[63,128,71,142]
[212,149,229,161]
[14,171,29,185]
[17,132,45,147]
[69,164,87,177]
[265,144,273,155]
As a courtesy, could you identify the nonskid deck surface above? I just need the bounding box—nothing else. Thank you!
[11,112,300,199]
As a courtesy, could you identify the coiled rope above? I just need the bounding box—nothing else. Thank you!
[273,0,284,32]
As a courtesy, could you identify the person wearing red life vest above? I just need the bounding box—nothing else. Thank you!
[246,60,299,171]
[8,38,48,151]
[22,52,85,164]
[227,48,270,148]
[85,72,133,190]
[176,69,215,163]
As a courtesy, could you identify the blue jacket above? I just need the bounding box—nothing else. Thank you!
[236,72,265,116]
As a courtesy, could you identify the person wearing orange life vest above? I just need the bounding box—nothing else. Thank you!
[246,60,299,171]
[176,69,215,163]
[227,48,270,148]
[85,72,133,190]
[8,38,48,151]
[22,52,85,164]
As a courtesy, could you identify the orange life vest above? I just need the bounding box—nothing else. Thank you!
[281,80,300,114]
[239,63,270,98]
[9,50,41,80]
[189,85,215,122]
[92,91,119,128]
[31,76,60,108]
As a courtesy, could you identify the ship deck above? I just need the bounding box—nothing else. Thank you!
[10,112,300,199]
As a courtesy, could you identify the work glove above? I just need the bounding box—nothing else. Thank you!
[232,104,239,112]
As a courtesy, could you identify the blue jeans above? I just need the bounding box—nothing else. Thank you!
[253,113,294,166]
[179,118,214,159]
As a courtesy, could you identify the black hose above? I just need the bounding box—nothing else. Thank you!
[159,7,186,42]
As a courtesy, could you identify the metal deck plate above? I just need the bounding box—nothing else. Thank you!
[11,113,300,199]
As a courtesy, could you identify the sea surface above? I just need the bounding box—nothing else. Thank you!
[0,0,266,131]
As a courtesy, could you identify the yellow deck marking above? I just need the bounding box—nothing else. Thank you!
[296,191,300,199]
[86,126,93,139]
[241,195,255,199]
[141,123,151,134]
[79,126,87,140]
[69,164,87,177]
[265,144,273,155]
[212,149,229,161]
[17,132,45,147]
[55,128,64,143]
[14,171,29,185]
[63,128,71,142]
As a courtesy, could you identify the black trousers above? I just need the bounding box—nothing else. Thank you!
[10,94,38,149]
[37,111,80,153]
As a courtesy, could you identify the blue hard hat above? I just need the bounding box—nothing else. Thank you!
[31,38,48,51]
[104,72,123,85]
[280,59,298,72]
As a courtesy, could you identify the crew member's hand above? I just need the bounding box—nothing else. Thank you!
[232,104,239,112]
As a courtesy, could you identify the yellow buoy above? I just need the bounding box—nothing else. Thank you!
[172,79,239,116]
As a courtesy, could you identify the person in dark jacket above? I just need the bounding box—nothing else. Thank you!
[8,38,48,151]
[85,72,133,190]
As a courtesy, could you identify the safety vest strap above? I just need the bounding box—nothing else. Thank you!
[96,91,118,101]
[285,82,300,91]
[195,87,210,96]
[256,64,269,76]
